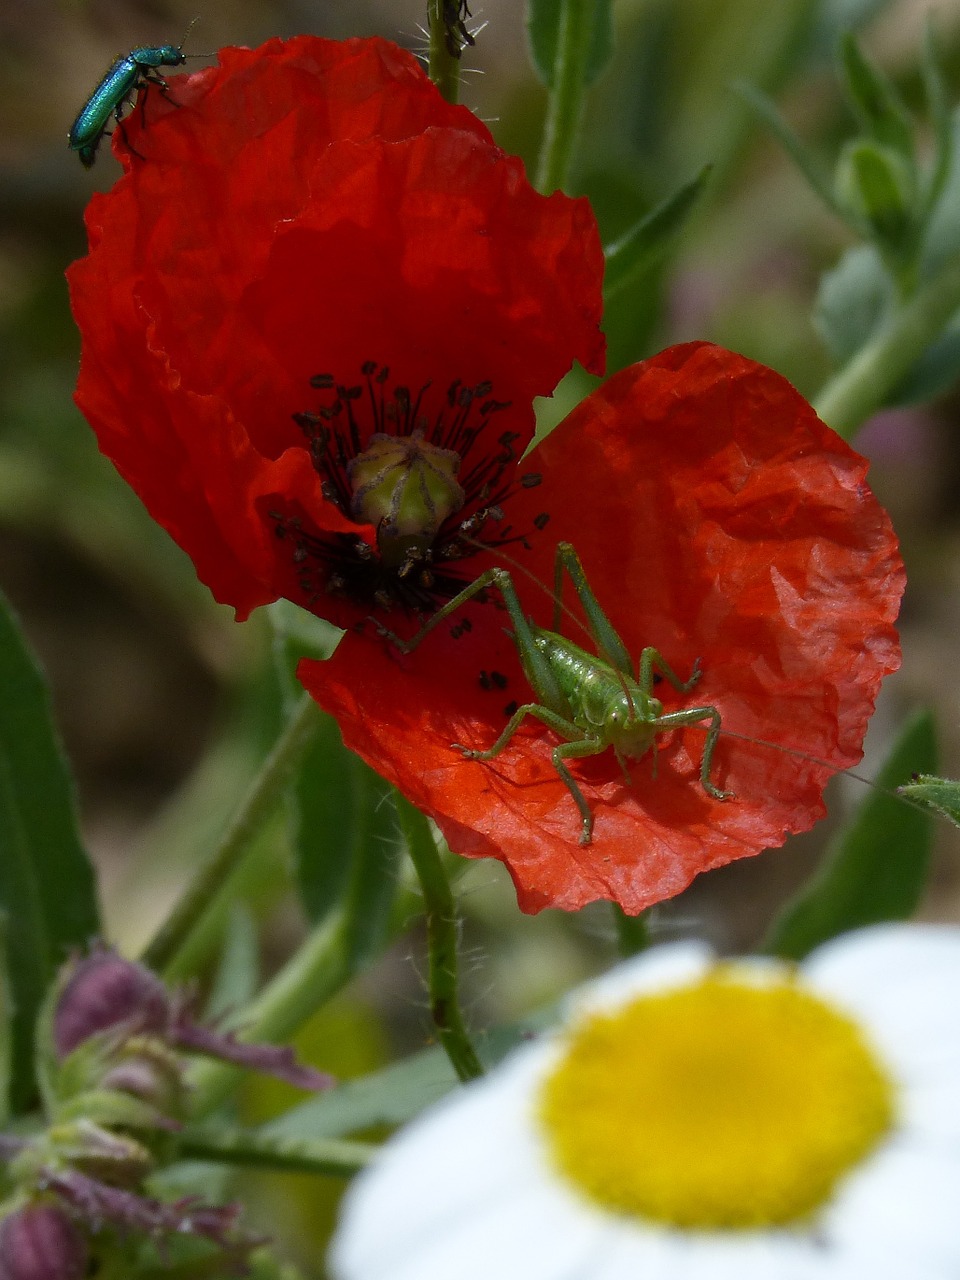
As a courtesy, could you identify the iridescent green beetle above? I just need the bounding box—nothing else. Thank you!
[68,24,199,167]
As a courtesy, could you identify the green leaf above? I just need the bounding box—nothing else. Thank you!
[763,710,937,961]
[897,773,960,827]
[836,139,914,248]
[0,590,100,1112]
[814,244,896,364]
[919,107,960,275]
[603,167,712,298]
[734,80,848,219]
[838,32,915,159]
[919,22,952,220]
[889,313,960,405]
[292,713,398,937]
[205,905,260,1021]
[262,1011,555,1141]
[526,0,614,89]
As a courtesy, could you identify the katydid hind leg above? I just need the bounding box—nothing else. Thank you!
[554,542,634,679]
[489,568,568,713]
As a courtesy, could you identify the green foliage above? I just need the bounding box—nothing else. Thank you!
[763,711,937,961]
[526,0,614,89]
[897,773,960,828]
[0,590,100,1113]
[262,1011,553,1142]
[838,30,914,157]
[603,166,712,298]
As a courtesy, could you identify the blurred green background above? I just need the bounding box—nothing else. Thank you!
[4,0,960,1271]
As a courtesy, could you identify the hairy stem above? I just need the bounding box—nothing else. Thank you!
[427,0,462,105]
[140,693,322,976]
[395,796,484,1082]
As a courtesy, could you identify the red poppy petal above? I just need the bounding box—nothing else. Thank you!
[300,344,904,914]
[68,36,604,619]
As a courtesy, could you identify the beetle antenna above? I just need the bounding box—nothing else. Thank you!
[179,14,215,58]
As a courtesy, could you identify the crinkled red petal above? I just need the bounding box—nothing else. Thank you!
[299,344,905,914]
[67,36,605,621]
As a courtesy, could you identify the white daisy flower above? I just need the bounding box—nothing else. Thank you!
[329,924,960,1280]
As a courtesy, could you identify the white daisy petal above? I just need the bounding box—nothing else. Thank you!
[339,1179,609,1280]
[826,1138,960,1270]
[331,925,960,1280]
[566,941,712,1019]
[585,1222,827,1280]
[332,1043,557,1277]
[804,924,960,1076]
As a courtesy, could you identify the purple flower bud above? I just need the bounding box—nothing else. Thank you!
[53,946,170,1059]
[41,1170,262,1260]
[0,1202,88,1280]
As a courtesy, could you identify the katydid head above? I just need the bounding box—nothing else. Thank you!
[599,686,663,760]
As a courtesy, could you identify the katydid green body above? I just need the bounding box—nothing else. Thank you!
[389,542,731,845]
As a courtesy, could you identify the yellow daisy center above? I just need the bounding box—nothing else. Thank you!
[537,971,896,1229]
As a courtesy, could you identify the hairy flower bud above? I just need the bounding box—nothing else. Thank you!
[0,1202,88,1280]
[53,946,170,1059]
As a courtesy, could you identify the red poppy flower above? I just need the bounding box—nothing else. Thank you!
[299,343,905,914]
[67,36,605,623]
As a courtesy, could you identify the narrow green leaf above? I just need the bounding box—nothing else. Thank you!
[0,590,100,1112]
[526,0,614,89]
[919,21,953,220]
[897,773,960,828]
[604,167,712,298]
[838,32,914,159]
[763,710,936,961]
[734,80,849,220]
[262,1011,554,1141]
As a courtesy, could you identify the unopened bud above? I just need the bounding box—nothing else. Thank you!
[53,947,170,1060]
[0,1202,88,1280]
[348,431,465,567]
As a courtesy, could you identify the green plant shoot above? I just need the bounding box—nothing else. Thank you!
[387,541,732,844]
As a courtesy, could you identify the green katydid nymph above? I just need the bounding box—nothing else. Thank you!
[384,541,733,845]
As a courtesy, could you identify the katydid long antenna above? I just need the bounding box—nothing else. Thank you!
[453,533,929,816]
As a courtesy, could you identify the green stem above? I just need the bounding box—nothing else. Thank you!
[176,1124,375,1177]
[813,252,960,438]
[187,907,353,1116]
[395,795,484,1082]
[140,693,322,977]
[427,0,462,104]
[535,0,593,194]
